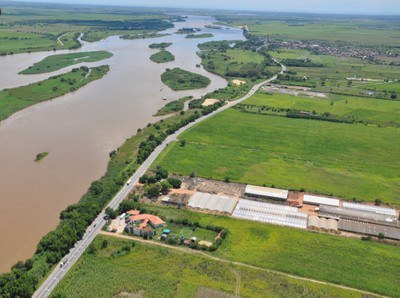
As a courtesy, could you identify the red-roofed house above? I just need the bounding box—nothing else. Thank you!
[126,214,165,236]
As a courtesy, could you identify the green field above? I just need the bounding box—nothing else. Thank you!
[20,51,113,74]
[161,68,211,91]
[269,49,400,99]
[155,108,400,204]
[186,33,214,39]
[238,19,400,47]
[200,48,268,78]
[245,91,400,126]
[155,96,192,116]
[0,65,109,122]
[150,50,175,63]
[53,235,364,298]
[0,3,174,54]
[55,204,400,297]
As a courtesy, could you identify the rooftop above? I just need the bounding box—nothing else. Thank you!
[129,214,165,226]
[245,185,289,200]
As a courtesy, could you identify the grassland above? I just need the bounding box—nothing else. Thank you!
[155,96,192,116]
[20,51,113,74]
[150,50,175,63]
[0,65,109,122]
[154,108,400,204]
[0,3,174,54]
[161,68,211,91]
[245,91,400,126]
[53,235,366,298]
[55,203,400,297]
[186,33,214,39]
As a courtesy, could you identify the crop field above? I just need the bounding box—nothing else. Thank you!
[52,235,367,298]
[20,51,113,74]
[161,68,211,90]
[155,108,400,204]
[245,20,400,47]
[150,50,175,63]
[0,65,109,122]
[245,91,400,126]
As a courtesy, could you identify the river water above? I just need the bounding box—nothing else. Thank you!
[0,15,244,272]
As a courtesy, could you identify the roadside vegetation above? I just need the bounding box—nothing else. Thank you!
[52,235,365,298]
[155,96,192,116]
[0,65,109,122]
[20,51,113,74]
[150,50,175,63]
[161,68,211,91]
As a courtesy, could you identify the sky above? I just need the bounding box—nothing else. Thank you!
[9,0,400,15]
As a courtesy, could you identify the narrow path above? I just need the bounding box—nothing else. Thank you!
[100,231,384,298]
[57,33,68,46]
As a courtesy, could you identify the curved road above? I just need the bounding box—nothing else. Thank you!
[33,61,285,298]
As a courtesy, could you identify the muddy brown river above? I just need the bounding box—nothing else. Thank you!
[0,16,244,272]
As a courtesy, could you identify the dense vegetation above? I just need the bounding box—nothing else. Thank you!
[52,235,363,297]
[161,68,211,91]
[155,96,192,116]
[149,42,172,49]
[34,152,49,162]
[150,50,175,63]
[0,65,109,122]
[120,33,170,40]
[20,51,113,74]
[186,33,214,39]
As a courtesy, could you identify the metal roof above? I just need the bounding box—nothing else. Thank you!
[339,219,400,240]
[232,199,308,229]
[245,185,289,200]
[188,192,237,214]
[342,202,398,219]
[319,205,396,224]
[303,194,340,207]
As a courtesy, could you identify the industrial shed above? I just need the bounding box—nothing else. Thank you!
[342,202,398,220]
[303,194,340,207]
[245,185,289,201]
[319,205,396,223]
[187,192,237,214]
[339,219,400,240]
[232,199,308,229]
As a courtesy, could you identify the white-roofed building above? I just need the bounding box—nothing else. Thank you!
[245,185,289,201]
[303,194,340,207]
[188,192,238,214]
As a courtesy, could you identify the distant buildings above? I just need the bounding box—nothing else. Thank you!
[245,185,288,201]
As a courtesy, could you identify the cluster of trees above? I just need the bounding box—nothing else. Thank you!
[281,58,324,68]
[139,166,182,199]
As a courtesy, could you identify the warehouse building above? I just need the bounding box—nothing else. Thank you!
[245,185,289,201]
[318,205,400,240]
[319,205,396,223]
[303,194,340,207]
[342,202,398,220]
[339,219,400,240]
[232,199,308,229]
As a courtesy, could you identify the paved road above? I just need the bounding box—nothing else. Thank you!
[33,62,285,298]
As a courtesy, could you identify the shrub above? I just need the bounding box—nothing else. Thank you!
[167,177,182,189]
